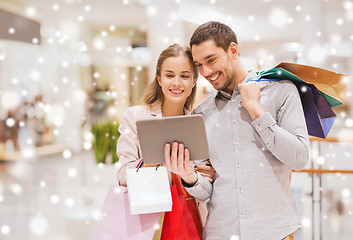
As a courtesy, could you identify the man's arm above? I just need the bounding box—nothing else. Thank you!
[239,81,309,170]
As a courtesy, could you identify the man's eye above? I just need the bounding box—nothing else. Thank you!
[208,58,215,63]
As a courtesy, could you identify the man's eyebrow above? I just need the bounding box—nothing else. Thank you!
[194,54,216,64]
[204,54,216,60]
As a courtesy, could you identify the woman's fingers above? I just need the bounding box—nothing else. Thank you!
[165,142,194,176]
[164,143,171,170]
[177,143,184,171]
[170,142,179,171]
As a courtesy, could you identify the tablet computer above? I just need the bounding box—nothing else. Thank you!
[136,114,209,164]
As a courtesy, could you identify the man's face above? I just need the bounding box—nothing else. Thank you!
[191,39,237,94]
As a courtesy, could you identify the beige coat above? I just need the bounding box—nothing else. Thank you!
[116,105,208,226]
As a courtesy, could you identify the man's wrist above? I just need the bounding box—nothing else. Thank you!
[244,102,265,120]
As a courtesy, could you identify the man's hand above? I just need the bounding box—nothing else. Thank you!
[164,142,198,186]
[238,81,265,120]
[195,160,215,183]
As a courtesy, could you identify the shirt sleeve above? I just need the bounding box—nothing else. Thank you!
[251,82,309,170]
[182,172,213,201]
[116,108,141,186]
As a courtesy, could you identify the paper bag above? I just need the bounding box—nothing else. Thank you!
[91,185,161,240]
[276,62,348,106]
[161,185,200,240]
[126,166,172,215]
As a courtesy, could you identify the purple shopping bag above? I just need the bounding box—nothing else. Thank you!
[294,82,336,138]
[91,185,161,240]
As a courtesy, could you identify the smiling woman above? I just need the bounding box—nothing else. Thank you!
[116,43,216,239]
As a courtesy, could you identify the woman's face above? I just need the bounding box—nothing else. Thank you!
[157,55,196,106]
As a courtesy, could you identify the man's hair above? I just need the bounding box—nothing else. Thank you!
[189,21,238,52]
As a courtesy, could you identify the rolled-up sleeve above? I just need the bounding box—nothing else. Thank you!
[251,82,309,170]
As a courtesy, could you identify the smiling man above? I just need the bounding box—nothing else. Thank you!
[165,21,310,240]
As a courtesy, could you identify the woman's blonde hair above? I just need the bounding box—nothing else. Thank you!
[143,43,198,111]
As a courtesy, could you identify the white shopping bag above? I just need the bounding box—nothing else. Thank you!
[126,166,172,215]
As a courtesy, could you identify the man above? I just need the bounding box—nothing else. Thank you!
[164,21,309,240]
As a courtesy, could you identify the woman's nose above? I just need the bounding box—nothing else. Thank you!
[172,76,181,86]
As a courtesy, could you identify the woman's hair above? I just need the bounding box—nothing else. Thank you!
[143,43,198,111]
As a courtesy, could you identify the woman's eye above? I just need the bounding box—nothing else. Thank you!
[182,75,190,79]
[166,74,174,78]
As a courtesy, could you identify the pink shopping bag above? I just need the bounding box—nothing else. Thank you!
[91,184,162,240]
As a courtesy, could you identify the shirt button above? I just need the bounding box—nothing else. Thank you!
[237,163,240,168]
[239,188,242,193]
[233,119,237,124]
[266,143,270,148]
[241,214,245,219]
[256,124,260,128]
[234,141,239,145]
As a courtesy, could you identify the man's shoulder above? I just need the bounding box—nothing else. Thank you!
[192,91,218,114]
[262,79,298,96]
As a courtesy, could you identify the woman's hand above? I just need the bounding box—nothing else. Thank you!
[164,142,198,186]
[195,160,215,183]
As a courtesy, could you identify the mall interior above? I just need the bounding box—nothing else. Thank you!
[0,0,353,239]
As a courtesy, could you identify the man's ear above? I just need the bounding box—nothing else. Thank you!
[229,42,239,58]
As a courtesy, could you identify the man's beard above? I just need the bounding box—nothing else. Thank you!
[219,71,236,93]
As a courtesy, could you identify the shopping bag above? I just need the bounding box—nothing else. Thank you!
[246,63,348,138]
[126,166,172,215]
[276,62,348,106]
[91,185,161,240]
[293,82,336,138]
[161,185,200,240]
[249,62,348,107]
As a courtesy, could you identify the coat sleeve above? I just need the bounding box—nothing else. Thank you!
[116,108,141,186]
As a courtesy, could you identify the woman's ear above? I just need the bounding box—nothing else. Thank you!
[193,77,198,88]
[156,76,161,86]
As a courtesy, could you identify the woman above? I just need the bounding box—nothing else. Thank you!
[116,43,215,239]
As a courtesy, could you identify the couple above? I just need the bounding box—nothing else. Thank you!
[117,21,309,240]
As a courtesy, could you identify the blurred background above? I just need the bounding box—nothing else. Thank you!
[0,0,352,239]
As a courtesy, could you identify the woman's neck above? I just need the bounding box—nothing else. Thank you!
[162,101,185,117]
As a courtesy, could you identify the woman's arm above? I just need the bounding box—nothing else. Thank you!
[116,108,141,186]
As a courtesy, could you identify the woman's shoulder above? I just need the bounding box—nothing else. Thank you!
[125,105,149,113]
[123,105,149,118]
[122,105,160,121]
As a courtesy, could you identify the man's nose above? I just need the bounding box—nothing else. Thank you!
[200,65,213,77]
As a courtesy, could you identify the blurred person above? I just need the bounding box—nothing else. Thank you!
[165,21,309,240]
[116,43,216,239]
